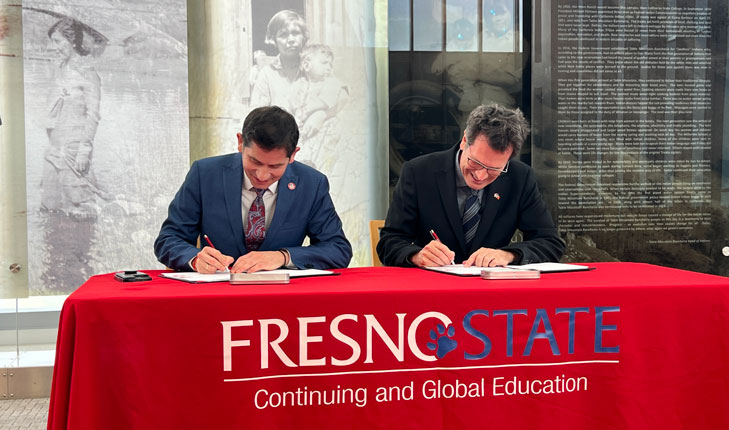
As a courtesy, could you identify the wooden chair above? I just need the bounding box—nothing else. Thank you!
[369,220,385,267]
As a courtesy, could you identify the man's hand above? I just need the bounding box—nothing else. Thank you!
[231,251,287,273]
[463,248,515,267]
[410,240,455,267]
[194,247,234,273]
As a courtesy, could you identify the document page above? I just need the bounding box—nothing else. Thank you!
[423,265,484,276]
[160,269,335,283]
[261,269,336,278]
[514,263,591,272]
[160,272,230,283]
[424,263,592,277]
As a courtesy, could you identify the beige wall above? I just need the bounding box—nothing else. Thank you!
[0,2,29,298]
[187,0,251,161]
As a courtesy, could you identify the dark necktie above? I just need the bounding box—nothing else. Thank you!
[463,192,480,246]
[245,188,266,251]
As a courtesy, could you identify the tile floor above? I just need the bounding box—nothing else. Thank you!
[0,398,49,429]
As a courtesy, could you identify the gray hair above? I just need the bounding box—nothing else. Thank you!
[464,104,529,157]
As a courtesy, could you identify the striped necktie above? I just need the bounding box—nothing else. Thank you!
[245,188,267,251]
[462,192,480,246]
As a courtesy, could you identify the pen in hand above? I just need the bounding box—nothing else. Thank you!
[203,234,230,272]
[203,234,215,249]
[429,229,456,265]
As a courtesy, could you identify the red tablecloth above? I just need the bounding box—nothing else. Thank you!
[48,263,729,429]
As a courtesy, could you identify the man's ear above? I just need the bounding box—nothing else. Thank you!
[288,146,301,163]
[459,132,467,151]
[236,133,243,152]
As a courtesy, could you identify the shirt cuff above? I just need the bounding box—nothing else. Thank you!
[280,249,297,269]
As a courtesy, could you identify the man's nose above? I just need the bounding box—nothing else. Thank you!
[473,168,489,181]
[255,169,272,181]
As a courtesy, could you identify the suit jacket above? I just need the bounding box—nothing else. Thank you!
[154,153,352,270]
[377,145,564,266]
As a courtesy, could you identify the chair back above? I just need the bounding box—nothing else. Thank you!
[369,220,385,267]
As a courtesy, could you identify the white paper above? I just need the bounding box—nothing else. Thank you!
[160,268,334,283]
[160,272,230,283]
[424,263,590,276]
[423,265,483,276]
[514,263,591,272]
[260,269,335,277]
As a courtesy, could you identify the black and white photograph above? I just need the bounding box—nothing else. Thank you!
[22,0,189,293]
[245,1,378,266]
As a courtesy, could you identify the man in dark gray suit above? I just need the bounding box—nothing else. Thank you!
[377,104,564,268]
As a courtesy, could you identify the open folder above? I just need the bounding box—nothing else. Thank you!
[160,269,336,284]
[423,263,592,277]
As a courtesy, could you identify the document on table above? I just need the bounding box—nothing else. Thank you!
[516,263,592,273]
[423,263,592,277]
[160,269,336,283]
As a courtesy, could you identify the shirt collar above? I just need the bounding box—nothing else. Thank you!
[270,55,302,80]
[243,170,279,194]
[455,149,468,188]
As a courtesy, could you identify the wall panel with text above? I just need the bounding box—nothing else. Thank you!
[532,0,729,275]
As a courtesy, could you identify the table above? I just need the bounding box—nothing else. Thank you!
[48,263,729,429]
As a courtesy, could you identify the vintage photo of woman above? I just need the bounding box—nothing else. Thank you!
[23,2,190,293]
[34,17,110,291]
[249,9,348,167]
[41,17,109,219]
[246,5,371,265]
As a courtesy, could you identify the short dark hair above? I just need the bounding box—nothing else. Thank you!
[241,106,299,157]
[464,104,529,157]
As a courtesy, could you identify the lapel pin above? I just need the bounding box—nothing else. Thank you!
[494,193,501,200]
[288,182,296,191]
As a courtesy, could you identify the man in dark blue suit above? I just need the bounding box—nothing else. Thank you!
[155,106,352,273]
[377,104,564,268]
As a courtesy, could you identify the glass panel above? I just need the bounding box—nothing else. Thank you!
[446,0,479,52]
[389,0,411,51]
[483,0,517,52]
[413,0,443,51]
[0,298,18,368]
[532,0,729,276]
[389,0,526,190]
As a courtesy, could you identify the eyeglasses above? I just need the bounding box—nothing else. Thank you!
[466,156,509,175]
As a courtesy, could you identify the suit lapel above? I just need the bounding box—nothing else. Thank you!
[223,153,246,255]
[469,173,510,254]
[264,165,298,247]
[436,148,467,255]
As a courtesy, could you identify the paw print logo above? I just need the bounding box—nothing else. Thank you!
[427,323,457,359]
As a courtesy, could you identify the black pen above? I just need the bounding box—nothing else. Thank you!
[429,229,456,265]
